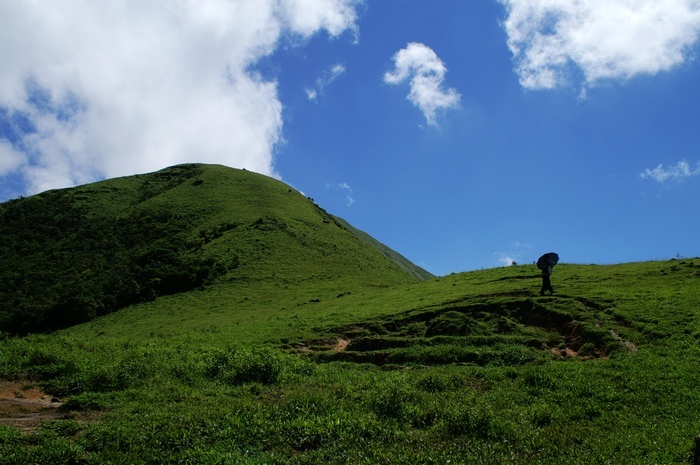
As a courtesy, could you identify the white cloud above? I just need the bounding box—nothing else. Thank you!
[0,139,26,175]
[305,63,346,102]
[495,241,532,267]
[305,89,319,101]
[279,0,359,38]
[640,160,700,182]
[326,181,354,206]
[0,0,360,196]
[384,42,461,126]
[497,253,518,267]
[499,0,700,90]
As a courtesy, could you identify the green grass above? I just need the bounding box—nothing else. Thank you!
[2,259,700,464]
[0,164,430,334]
[1,165,699,463]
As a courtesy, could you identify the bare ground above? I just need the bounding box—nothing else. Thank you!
[0,378,68,431]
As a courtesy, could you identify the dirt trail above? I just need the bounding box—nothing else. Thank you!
[0,379,66,431]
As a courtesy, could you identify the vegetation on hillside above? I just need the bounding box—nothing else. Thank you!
[0,164,430,335]
[1,260,699,463]
[0,165,217,333]
[1,164,698,463]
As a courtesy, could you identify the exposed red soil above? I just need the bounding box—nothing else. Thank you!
[0,378,67,431]
[550,347,579,358]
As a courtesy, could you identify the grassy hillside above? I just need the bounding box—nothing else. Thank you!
[1,259,699,464]
[0,164,431,334]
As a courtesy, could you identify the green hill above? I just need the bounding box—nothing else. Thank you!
[1,164,699,464]
[1,259,699,463]
[0,164,431,334]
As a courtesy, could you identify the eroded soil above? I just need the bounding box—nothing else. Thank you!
[0,378,67,431]
[292,295,638,366]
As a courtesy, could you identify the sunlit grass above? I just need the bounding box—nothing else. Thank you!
[2,164,700,463]
[2,259,700,463]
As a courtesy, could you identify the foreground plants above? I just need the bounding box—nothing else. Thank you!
[1,260,700,463]
[1,337,700,463]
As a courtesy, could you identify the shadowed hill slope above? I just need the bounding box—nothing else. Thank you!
[0,164,432,334]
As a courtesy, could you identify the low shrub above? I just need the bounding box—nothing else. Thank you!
[61,392,109,411]
[443,404,513,441]
[206,346,309,386]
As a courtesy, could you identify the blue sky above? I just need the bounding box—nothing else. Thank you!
[1,1,700,276]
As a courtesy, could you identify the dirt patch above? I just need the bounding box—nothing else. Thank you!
[291,338,350,353]
[610,330,638,352]
[0,378,67,431]
[332,339,350,352]
[550,347,579,358]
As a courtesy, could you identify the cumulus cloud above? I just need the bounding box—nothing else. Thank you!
[0,139,26,175]
[499,0,700,90]
[384,42,461,126]
[279,0,360,38]
[640,160,700,183]
[0,0,360,196]
[305,63,346,102]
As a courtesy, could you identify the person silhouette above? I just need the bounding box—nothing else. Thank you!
[540,265,554,296]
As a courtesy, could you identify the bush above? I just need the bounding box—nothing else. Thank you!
[443,404,513,441]
[207,347,285,385]
[415,370,465,393]
[37,419,83,438]
[521,367,557,394]
[578,342,597,357]
[366,376,418,421]
[61,392,109,411]
[416,372,452,393]
[425,311,479,337]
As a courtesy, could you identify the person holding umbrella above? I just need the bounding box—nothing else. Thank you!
[540,265,554,296]
[537,252,558,296]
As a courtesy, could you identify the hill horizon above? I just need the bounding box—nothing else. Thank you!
[1,164,699,464]
[0,163,431,335]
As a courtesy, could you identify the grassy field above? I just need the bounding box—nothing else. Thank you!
[1,165,698,463]
[1,259,699,464]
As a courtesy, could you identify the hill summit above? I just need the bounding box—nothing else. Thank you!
[0,164,432,334]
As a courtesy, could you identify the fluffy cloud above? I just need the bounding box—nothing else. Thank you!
[640,160,700,183]
[497,253,518,267]
[384,43,461,126]
[279,0,359,38]
[0,139,25,175]
[0,0,360,196]
[499,0,700,89]
[495,242,532,267]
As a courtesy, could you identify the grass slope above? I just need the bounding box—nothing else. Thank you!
[0,164,431,334]
[1,259,699,464]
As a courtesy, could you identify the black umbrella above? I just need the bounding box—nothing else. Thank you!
[537,252,559,270]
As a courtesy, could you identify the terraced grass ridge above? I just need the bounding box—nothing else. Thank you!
[1,164,699,464]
